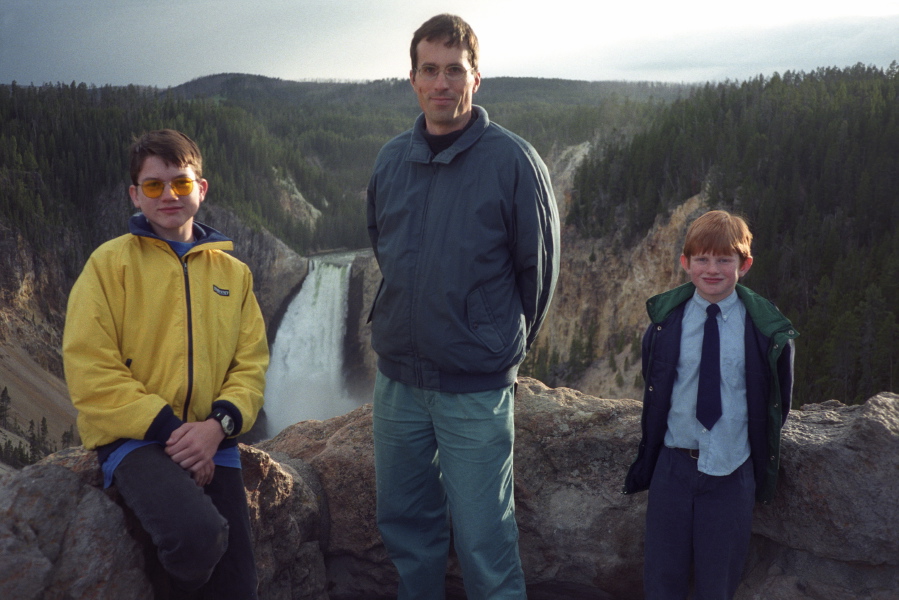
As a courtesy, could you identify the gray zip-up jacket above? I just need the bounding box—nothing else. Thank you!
[366,106,560,393]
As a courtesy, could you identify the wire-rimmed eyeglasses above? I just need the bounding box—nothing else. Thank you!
[414,65,474,82]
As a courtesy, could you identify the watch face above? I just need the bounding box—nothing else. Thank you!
[220,414,234,435]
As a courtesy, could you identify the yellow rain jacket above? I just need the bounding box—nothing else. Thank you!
[63,216,268,450]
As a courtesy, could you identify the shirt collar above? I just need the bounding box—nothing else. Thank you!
[690,289,740,321]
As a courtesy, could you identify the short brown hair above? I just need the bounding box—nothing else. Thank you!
[410,14,479,72]
[683,210,753,264]
[129,129,203,184]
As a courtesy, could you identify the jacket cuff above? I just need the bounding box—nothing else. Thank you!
[209,400,244,436]
[144,405,183,444]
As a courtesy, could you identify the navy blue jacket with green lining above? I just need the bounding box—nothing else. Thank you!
[622,282,798,503]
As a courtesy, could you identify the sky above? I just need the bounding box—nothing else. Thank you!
[1,0,898,88]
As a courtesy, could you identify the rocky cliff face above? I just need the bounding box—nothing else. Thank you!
[0,220,72,379]
[342,250,379,399]
[2,382,896,599]
[0,218,81,450]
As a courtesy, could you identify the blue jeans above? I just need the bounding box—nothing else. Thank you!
[644,446,755,600]
[372,372,526,600]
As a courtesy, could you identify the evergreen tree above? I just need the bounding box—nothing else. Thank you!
[0,386,10,427]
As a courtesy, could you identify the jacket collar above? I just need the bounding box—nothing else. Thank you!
[128,213,232,247]
[407,105,490,165]
[647,282,797,341]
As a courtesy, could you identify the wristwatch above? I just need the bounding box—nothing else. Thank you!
[209,408,235,437]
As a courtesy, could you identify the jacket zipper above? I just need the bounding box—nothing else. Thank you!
[410,163,439,388]
[181,258,195,421]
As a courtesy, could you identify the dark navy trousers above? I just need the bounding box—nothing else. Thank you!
[114,444,258,599]
[643,446,755,600]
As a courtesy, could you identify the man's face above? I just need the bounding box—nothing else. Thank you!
[410,38,481,136]
[680,251,753,304]
[129,155,207,243]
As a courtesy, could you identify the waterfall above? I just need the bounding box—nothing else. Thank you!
[263,251,365,437]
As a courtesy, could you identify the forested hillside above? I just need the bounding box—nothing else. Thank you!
[0,74,678,277]
[0,81,361,265]
[569,62,899,405]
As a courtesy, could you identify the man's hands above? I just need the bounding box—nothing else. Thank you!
[166,420,226,487]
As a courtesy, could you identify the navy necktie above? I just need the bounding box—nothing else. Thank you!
[697,303,722,430]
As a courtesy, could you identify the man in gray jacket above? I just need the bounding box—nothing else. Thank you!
[366,13,560,600]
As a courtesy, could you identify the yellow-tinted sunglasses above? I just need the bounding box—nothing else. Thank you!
[137,177,199,198]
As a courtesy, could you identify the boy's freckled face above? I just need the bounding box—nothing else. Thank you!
[129,155,207,243]
[680,251,753,304]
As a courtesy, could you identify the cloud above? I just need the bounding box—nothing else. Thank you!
[1,1,897,87]
[548,15,899,82]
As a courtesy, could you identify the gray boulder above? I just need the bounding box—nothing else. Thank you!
[0,444,328,600]
[740,395,899,599]
[1,382,897,599]
[0,463,150,599]
[261,380,899,600]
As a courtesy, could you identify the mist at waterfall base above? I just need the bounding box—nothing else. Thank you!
[263,252,366,438]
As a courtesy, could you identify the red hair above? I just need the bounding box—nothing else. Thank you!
[683,210,753,264]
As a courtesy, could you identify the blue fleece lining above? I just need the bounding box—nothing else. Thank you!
[101,439,241,488]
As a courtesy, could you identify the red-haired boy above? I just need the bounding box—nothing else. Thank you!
[624,210,798,599]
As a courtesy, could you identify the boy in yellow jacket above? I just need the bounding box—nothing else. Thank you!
[63,129,268,598]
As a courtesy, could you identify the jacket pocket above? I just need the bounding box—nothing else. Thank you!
[367,278,384,324]
[467,287,507,353]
